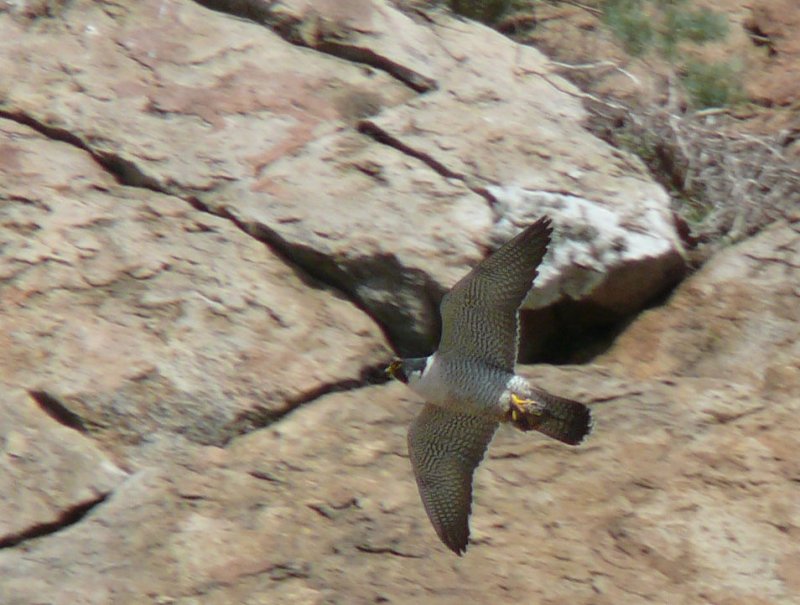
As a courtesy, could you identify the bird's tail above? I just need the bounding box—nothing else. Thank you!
[510,388,593,445]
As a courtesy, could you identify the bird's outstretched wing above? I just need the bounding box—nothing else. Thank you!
[407,404,498,555]
[437,216,553,371]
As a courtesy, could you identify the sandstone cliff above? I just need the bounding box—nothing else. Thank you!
[1,1,798,604]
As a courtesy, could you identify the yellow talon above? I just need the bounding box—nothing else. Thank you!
[511,393,533,407]
[510,393,542,423]
[510,392,528,422]
[386,359,401,378]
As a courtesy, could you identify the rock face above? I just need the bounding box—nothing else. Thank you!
[1,1,796,604]
[0,0,684,355]
[0,116,389,458]
[0,388,127,548]
[745,0,800,106]
[2,218,799,604]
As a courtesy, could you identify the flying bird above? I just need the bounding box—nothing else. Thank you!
[387,216,593,555]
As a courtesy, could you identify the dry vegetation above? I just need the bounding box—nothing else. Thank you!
[398,0,800,262]
[589,105,800,261]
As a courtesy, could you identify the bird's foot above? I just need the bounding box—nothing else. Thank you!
[508,392,545,431]
[385,359,402,378]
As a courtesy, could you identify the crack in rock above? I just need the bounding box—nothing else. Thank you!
[243,217,444,355]
[0,494,108,549]
[0,110,162,191]
[2,110,400,359]
[312,41,435,93]
[355,544,424,558]
[358,119,460,179]
[357,119,498,207]
[186,195,412,351]
[28,390,88,433]
[190,0,437,92]
[188,194,439,354]
[223,361,390,443]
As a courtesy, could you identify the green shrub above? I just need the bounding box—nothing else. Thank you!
[681,59,744,108]
[448,0,513,23]
[603,0,729,58]
[603,0,654,56]
[601,0,742,108]
[661,4,728,59]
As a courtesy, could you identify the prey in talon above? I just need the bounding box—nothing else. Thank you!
[386,216,593,555]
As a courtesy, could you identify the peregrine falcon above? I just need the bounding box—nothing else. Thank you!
[387,216,593,555]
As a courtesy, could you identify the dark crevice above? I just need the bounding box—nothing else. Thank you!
[357,119,498,207]
[355,544,423,558]
[288,362,390,408]
[187,194,439,355]
[0,109,164,192]
[519,273,683,365]
[743,21,776,57]
[2,103,405,355]
[29,390,87,433]
[190,0,436,92]
[358,119,460,178]
[314,42,436,93]
[2,107,415,380]
[222,361,391,443]
[186,196,405,344]
[248,223,442,355]
[0,494,108,549]
[92,150,164,191]
[1,109,87,152]
[519,302,633,365]
[186,195,355,299]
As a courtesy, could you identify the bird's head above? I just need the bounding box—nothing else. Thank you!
[385,357,429,385]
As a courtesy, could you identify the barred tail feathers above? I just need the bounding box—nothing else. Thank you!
[511,387,593,445]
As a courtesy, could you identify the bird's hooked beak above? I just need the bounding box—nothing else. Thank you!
[385,358,402,380]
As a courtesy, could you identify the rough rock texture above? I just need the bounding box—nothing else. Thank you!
[0,116,389,457]
[2,216,799,603]
[0,0,684,354]
[601,219,800,386]
[2,1,796,604]
[745,0,800,106]
[0,387,127,547]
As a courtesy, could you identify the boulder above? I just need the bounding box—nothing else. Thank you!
[0,117,389,459]
[4,2,794,604]
[0,221,796,604]
[0,0,684,354]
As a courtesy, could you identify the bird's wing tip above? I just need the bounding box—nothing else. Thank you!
[448,542,467,556]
